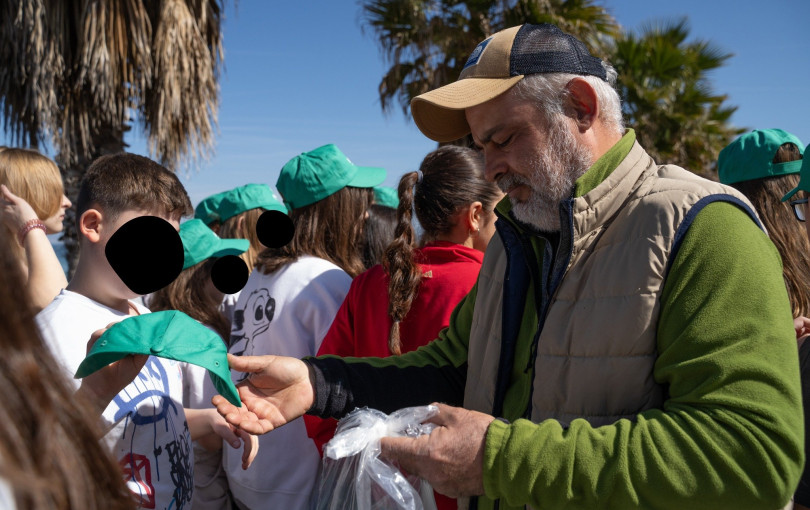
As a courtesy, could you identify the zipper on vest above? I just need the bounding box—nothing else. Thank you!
[523,197,575,419]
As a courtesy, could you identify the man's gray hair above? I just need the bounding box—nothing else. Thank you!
[512,61,625,135]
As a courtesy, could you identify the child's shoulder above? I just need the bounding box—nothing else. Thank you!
[38,289,117,318]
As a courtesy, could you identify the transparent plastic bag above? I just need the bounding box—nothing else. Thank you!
[312,405,440,510]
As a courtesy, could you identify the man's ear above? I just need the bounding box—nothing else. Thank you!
[79,209,103,243]
[566,77,599,131]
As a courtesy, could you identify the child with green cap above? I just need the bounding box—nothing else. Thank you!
[149,218,257,510]
[194,189,229,233]
[224,144,384,510]
[215,183,286,323]
[780,147,810,510]
[721,132,810,510]
[34,154,253,509]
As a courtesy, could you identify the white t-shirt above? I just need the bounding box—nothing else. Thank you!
[36,290,193,510]
[225,256,352,510]
[220,291,241,326]
[182,355,233,510]
[0,476,15,510]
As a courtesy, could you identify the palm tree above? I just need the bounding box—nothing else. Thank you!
[360,0,621,139]
[0,0,224,270]
[611,18,743,178]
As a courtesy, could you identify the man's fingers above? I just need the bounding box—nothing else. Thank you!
[380,435,430,475]
[423,402,455,426]
[212,395,244,426]
[211,394,276,436]
[227,353,271,374]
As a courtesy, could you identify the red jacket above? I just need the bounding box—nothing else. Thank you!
[305,241,483,510]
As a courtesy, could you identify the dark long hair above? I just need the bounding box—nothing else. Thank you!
[383,146,501,354]
[148,258,231,340]
[257,186,373,278]
[0,228,134,509]
[730,143,810,317]
[362,204,398,269]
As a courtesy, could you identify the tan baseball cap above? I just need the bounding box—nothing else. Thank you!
[410,23,607,142]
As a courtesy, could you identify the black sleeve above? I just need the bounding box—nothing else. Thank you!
[304,356,467,419]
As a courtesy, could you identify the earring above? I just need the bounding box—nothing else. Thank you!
[470,227,480,237]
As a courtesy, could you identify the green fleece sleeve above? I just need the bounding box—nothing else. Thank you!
[482,201,804,509]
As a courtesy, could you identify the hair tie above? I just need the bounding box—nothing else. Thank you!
[415,170,423,185]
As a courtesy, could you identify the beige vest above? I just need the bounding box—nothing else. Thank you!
[463,142,759,426]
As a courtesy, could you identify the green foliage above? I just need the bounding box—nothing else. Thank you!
[360,0,620,119]
[361,2,743,176]
[611,18,744,177]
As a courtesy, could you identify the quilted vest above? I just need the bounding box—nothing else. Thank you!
[463,141,761,426]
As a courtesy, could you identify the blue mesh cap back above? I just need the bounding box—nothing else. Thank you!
[510,24,606,80]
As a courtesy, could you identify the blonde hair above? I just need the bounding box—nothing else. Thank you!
[0,148,63,220]
[219,208,265,270]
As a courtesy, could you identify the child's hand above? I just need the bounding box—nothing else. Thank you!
[1,184,40,231]
[76,324,148,414]
[237,428,259,470]
[203,409,260,469]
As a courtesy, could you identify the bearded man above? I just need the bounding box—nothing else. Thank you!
[215,24,803,510]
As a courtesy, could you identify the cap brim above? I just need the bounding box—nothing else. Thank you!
[410,76,524,142]
[210,238,250,258]
[348,166,387,189]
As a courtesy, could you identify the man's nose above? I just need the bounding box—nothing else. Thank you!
[484,155,505,183]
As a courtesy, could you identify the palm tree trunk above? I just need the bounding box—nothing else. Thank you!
[60,123,129,277]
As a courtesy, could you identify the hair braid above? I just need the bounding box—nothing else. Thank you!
[383,171,421,355]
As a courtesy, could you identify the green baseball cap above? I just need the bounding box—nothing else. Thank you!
[74,310,241,407]
[180,219,249,270]
[276,144,386,210]
[218,184,287,222]
[782,150,810,202]
[373,186,399,209]
[194,191,228,225]
[718,129,805,185]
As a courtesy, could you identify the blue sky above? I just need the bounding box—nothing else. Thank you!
[8,0,810,208]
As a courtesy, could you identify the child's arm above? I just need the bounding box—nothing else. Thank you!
[185,408,259,470]
[1,184,67,312]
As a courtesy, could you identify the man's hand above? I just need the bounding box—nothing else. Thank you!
[212,354,314,435]
[380,403,495,498]
[76,325,148,415]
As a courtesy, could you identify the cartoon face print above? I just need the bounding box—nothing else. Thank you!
[230,288,276,380]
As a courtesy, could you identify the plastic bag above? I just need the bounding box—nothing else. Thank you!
[312,405,440,510]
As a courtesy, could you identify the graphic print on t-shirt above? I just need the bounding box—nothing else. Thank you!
[230,288,275,382]
[113,357,193,509]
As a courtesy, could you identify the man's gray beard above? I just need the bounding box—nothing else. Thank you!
[504,118,593,232]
